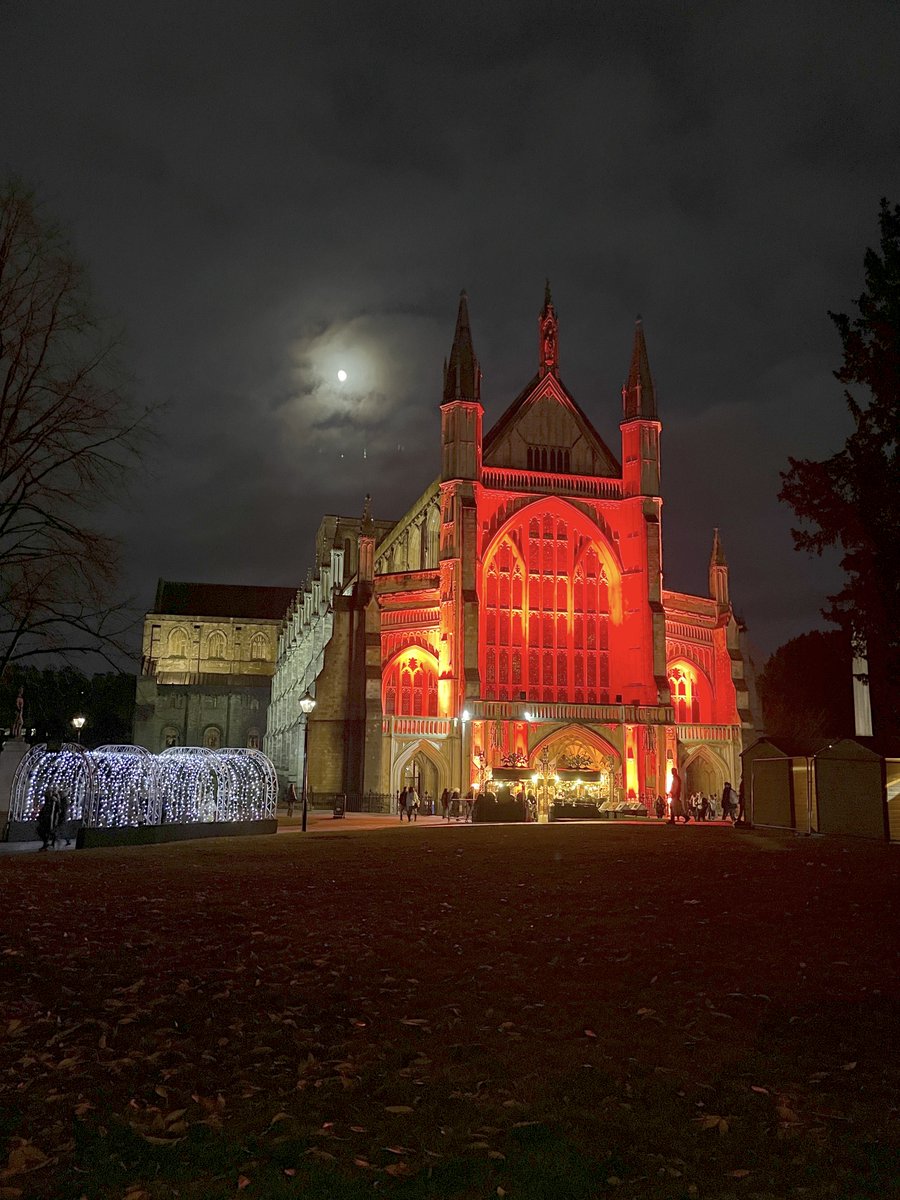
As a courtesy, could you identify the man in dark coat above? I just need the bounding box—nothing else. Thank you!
[36,789,58,851]
[668,767,686,823]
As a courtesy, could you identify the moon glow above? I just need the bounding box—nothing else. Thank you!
[337,369,347,382]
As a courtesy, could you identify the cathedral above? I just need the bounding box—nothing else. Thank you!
[266,289,754,814]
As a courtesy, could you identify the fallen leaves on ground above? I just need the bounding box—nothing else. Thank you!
[0,824,897,1198]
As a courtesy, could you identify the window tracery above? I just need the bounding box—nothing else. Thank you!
[382,651,438,716]
[668,663,703,724]
[481,506,614,703]
[168,628,190,658]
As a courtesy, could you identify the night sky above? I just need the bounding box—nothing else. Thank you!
[4,1,900,660]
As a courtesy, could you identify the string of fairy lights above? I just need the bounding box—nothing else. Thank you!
[9,744,278,827]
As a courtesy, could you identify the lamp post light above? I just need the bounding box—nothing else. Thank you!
[71,715,86,745]
[298,691,316,832]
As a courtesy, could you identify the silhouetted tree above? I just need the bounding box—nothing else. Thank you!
[0,178,151,676]
[0,665,135,746]
[780,199,900,738]
[757,630,853,745]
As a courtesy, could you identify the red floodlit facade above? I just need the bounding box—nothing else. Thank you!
[363,288,753,813]
[272,288,753,813]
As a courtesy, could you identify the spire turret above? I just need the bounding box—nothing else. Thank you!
[710,527,726,568]
[442,291,481,403]
[622,316,657,421]
[539,280,559,376]
[709,527,730,608]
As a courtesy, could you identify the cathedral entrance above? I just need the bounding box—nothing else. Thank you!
[402,753,440,815]
[528,726,621,820]
[684,750,725,803]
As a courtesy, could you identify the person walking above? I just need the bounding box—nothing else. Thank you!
[668,767,686,824]
[408,788,419,822]
[36,789,58,851]
[286,782,297,819]
[721,781,735,822]
[398,787,408,821]
[440,788,450,820]
[462,789,473,822]
[55,789,72,847]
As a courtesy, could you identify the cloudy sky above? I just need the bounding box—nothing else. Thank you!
[4,0,899,659]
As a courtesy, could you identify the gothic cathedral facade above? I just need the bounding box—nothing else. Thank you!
[267,290,753,811]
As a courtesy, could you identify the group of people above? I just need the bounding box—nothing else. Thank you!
[439,787,477,822]
[35,787,72,851]
[398,785,420,821]
[661,768,744,825]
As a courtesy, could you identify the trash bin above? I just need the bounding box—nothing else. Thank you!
[333,795,346,819]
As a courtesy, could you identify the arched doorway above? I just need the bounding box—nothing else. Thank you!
[684,748,726,801]
[393,741,449,815]
[527,724,621,820]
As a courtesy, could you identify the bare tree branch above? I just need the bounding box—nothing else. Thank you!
[0,177,155,678]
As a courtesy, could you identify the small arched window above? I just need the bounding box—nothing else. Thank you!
[207,631,226,660]
[249,633,268,661]
[168,628,190,658]
[247,728,260,750]
[161,727,179,749]
[426,505,440,568]
[203,726,222,750]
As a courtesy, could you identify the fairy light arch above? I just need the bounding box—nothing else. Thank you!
[213,748,278,821]
[8,743,279,832]
[9,743,94,822]
[87,745,160,827]
[157,746,230,824]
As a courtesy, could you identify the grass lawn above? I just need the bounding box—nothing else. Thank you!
[0,821,898,1199]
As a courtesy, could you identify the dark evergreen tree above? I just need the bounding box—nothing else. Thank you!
[0,665,135,746]
[780,199,900,738]
[757,630,853,745]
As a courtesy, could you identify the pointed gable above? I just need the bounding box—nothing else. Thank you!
[482,286,619,477]
[482,372,620,477]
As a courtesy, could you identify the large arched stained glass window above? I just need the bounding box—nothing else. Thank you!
[481,503,619,704]
[383,651,438,717]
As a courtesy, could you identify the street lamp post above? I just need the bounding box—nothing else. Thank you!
[71,715,86,745]
[298,691,316,832]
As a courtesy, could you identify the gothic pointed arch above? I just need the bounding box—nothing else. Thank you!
[528,723,621,770]
[480,497,624,704]
[667,658,713,725]
[167,627,190,658]
[682,745,727,798]
[382,646,439,716]
[392,738,451,798]
[207,630,227,660]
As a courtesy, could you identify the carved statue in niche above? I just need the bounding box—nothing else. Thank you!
[541,315,557,370]
[11,687,24,738]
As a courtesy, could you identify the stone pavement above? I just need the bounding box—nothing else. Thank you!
[1,810,729,853]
